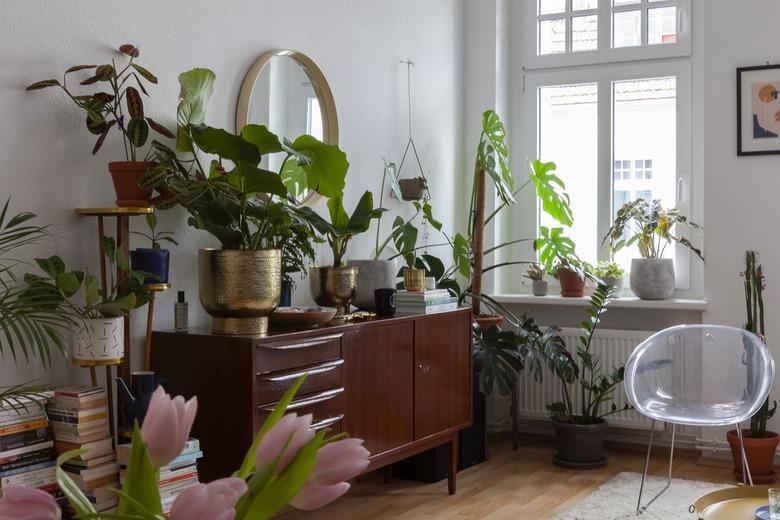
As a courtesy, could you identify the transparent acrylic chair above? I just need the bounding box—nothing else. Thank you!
[624,324,774,515]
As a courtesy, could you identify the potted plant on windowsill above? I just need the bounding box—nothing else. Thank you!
[603,198,703,300]
[726,250,779,484]
[591,260,626,295]
[130,213,177,285]
[525,263,548,296]
[26,44,175,207]
[534,226,586,297]
[146,68,348,335]
[539,283,628,468]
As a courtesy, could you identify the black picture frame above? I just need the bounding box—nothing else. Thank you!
[737,64,780,156]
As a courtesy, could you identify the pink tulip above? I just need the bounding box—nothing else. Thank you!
[0,486,61,520]
[170,478,247,520]
[140,386,197,468]
[289,437,370,511]
[254,413,315,473]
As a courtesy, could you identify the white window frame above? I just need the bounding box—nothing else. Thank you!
[524,0,692,70]
[520,60,698,297]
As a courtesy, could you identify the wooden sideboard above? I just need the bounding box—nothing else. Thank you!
[150,308,472,493]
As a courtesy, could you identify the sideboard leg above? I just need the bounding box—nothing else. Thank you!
[383,465,392,484]
[447,434,458,495]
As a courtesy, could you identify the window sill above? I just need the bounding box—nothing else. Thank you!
[490,293,708,311]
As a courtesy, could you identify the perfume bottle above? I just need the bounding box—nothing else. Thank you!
[174,291,188,331]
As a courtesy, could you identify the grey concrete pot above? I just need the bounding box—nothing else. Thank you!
[630,258,675,300]
[347,259,397,311]
[532,280,548,296]
[602,276,625,296]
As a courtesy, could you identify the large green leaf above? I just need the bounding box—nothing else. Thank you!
[241,125,283,155]
[191,126,261,165]
[529,160,573,226]
[177,68,216,152]
[291,135,348,199]
[56,449,97,517]
[346,191,382,234]
[453,232,471,279]
[479,110,515,205]
[117,423,163,516]
[280,158,308,199]
[225,163,287,198]
[327,196,350,231]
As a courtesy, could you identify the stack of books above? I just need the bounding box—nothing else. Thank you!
[117,438,202,515]
[0,399,57,498]
[396,289,458,314]
[47,386,119,514]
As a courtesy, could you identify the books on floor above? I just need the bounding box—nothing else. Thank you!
[0,397,58,500]
[396,289,458,314]
[47,385,118,515]
[118,438,202,515]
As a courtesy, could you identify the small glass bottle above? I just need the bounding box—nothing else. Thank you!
[174,291,188,331]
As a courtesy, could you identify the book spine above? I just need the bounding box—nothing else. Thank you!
[0,441,55,463]
[0,451,54,473]
[397,303,458,313]
[0,428,50,451]
[0,418,48,437]
[0,460,54,478]
[1,465,55,487]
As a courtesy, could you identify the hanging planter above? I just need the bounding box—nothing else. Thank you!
[398,178,427,201]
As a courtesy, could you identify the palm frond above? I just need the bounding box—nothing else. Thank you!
[0,382,51,414]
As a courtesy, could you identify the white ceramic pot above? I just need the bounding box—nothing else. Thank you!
[532,280,548,296]
[73,317,124,364]
[347,259,398,311]
[602,276,625,296]
[630,258,674,300]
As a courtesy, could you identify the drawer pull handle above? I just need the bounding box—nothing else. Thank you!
[262,359,344,381]
[259,387,344,412]
[311,415,344,431]
[259,334,343,351]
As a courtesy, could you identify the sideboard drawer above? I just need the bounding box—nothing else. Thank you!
[255,333,342,374]
[256,358,343,405]
[257,387,344,432]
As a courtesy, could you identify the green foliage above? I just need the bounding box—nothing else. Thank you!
[26,44,174,161]
[529,160,573,227]
[604,198,703,261]
[177,68,216,153]
[130,213,178,250]
[116,424,163,517]
[477,110,514,205]
[524,263,545,282]
[743,251,776,437]
[590,260,625,280]
[540,283,630,424]
[534,226,581,276]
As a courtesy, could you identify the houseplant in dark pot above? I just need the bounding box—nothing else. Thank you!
[540,283,628,468]
[535,226,586,297]
[26,44,175,207]
[146,68,347,334]
[604,198,703,300]
[130,213,177,284]
[726,250,779,483]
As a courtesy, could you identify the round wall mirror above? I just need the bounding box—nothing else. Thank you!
[236,50,338,207]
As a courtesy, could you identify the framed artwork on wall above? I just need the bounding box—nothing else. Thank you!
[737,64,780,156]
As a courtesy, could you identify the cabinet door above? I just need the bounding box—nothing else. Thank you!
[414,312,472,439]
[342,322,414,457]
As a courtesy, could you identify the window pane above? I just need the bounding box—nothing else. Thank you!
[613,10,641,47]
[573,0,597,10]
[612,77,677,271]
[540,0,565,15]
[613,0,640,5]
[539,84,599,265]
[648,6,677,44]
[572,15,598,52]
[540,18,566,55]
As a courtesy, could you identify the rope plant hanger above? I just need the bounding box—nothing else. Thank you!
[394,59,431,203]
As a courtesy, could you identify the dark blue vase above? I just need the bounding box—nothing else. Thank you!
[116,371,167,438]
[131,248,170,284]
[279,281,293,307]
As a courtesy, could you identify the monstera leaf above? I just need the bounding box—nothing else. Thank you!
[529,160,573,227]
[177,68,216,152]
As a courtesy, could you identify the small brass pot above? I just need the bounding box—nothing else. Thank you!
[309,266,358,316]
[199,249,282,335]
[403,268,426,291]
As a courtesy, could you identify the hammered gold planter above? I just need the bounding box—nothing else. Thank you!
[403,268,426,292]
[309,266,358,316]
[198,249,282,335]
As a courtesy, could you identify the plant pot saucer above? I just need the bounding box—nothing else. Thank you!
[733,468,776,484]
[552,455,607,469]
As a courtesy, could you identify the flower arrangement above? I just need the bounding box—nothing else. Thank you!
[0,377,368,519]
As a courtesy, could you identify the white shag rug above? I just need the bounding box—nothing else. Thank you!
[555,472,731,520]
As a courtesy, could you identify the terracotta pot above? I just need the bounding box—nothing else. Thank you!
[726,429,780,483]
[109,161,153,207]
[557,267,585,297]
[552,417,608,469]
[475,314,503,331]
[398,178,426,201]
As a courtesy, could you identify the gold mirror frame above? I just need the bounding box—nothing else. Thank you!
[236,49,339,207]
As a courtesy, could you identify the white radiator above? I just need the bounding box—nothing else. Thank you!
[516,327,658,430]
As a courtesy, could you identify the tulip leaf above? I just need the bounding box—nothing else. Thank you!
[235,375,306,479]
[117,423,163,517]
[56,449,97,517]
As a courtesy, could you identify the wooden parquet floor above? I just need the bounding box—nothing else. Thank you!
[284,437,736,520]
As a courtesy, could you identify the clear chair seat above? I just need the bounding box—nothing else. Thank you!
[635,398,756,427]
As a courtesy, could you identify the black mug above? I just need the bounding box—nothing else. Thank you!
[374,288,397,317]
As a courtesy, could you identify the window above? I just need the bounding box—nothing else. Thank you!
[516,1,696,296]
[524,0,691,70]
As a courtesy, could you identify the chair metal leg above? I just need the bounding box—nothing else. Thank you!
[636,421,675,515]
[736,424,754,486]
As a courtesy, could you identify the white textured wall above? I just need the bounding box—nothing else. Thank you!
[0,0,465,388]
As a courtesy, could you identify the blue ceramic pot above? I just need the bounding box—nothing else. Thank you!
[131,248,170,284]
[279,281,293,307]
